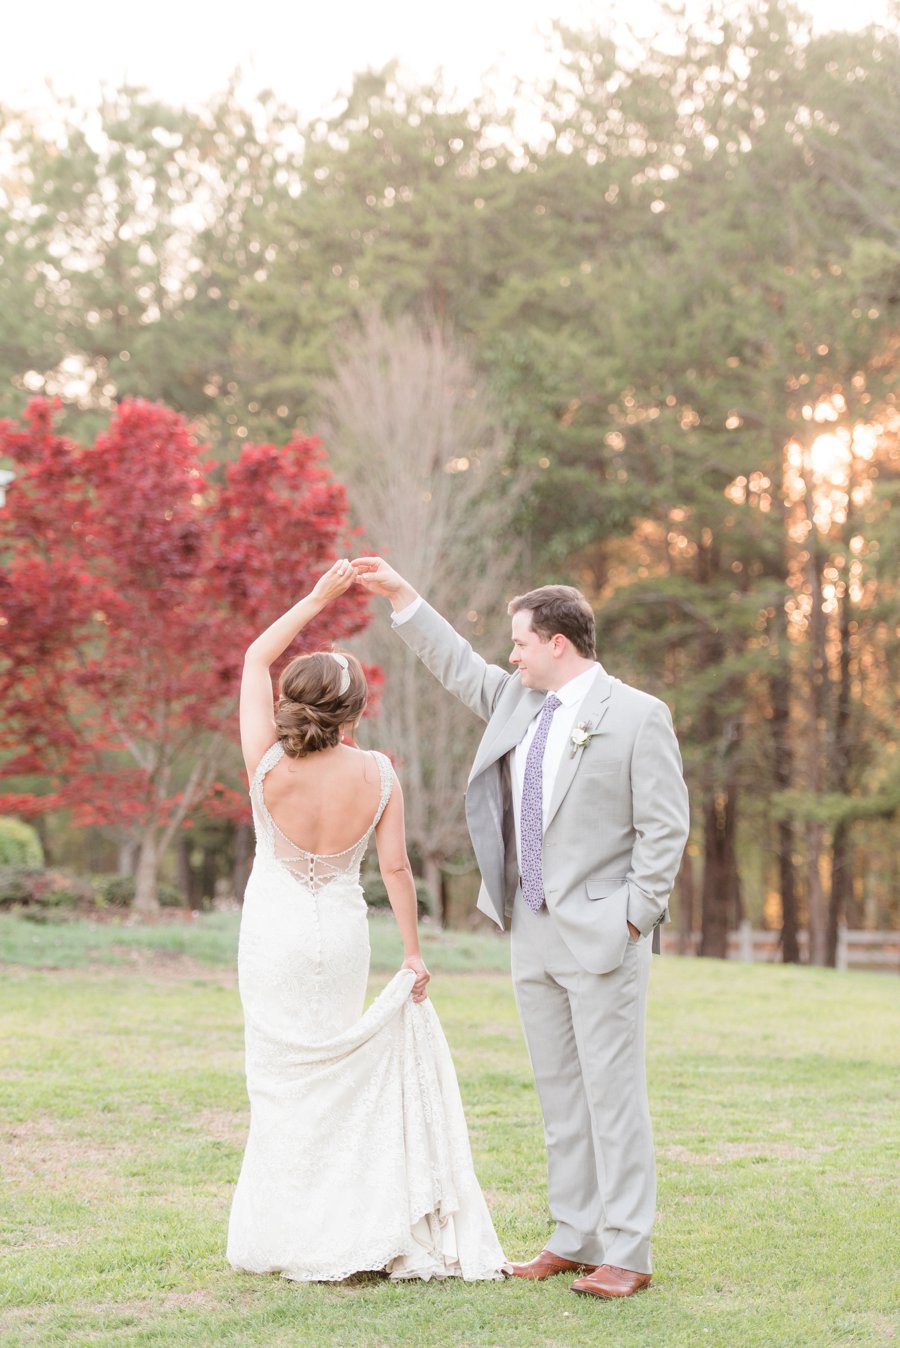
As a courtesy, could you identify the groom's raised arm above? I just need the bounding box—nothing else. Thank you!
[353,558,511,723]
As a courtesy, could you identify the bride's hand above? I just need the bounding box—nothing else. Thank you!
[402,955,431,1002]
[310,558,356,606]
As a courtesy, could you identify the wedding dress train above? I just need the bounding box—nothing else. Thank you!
[226,743,508,1282]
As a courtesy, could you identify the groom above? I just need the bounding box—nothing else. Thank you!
[354,559,689,1299]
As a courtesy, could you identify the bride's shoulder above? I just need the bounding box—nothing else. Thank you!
[362,747,399,791]
[341,744,393,778]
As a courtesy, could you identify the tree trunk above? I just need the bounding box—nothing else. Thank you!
[198,845,218,910]
[806,820,827,966]
[676,848,695,954]
[33,815,54,866]
[803,469,829,966]
[769,665,800,963]
[826,575,855,967]
[133,831,160,914]
[232,820,252,905]
[732,792,743,932]
[846,851,863,929]
[770,436,800,962]
[176,836,192,904]
[423,855,444,927]
[699,789,737,959]
[827,818,853,967]
[118,836,138,879]
[776,818,800,963]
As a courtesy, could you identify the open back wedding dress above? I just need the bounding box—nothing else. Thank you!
[226,742,508,1282]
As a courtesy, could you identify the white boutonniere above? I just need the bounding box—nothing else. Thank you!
[569,721,604,758]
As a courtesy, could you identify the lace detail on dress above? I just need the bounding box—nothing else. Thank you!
[229,741,509,1283]
[249,743,393,892]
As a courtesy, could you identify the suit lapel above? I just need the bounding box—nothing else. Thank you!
[470,688,545,781]
[544,673,614,829]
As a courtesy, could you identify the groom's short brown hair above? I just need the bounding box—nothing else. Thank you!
[508,585,596,659]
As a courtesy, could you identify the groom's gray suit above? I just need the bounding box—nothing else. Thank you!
[394,600,689,1273]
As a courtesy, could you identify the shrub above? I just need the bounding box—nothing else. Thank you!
[0,818,44,867]
[156,881,192,909]
[361,871,433,918]
[0,866,86,912]
[92,875,187,909]
[0,867,186,913]
[93,875,135,908]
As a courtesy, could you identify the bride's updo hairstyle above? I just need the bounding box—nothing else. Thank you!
[275,651,367,758]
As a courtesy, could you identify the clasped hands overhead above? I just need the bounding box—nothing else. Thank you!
[312,556,410,603]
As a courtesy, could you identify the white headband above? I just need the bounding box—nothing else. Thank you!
[331,652,351,695]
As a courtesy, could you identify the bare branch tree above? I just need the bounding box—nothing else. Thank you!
[316,309,528,921]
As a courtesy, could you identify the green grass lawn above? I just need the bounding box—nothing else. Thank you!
[1,915,898,1347]
[0,909,510,975]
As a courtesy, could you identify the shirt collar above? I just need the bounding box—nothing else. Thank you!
[546,662,602,709]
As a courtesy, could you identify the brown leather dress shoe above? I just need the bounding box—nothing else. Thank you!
[571,1264,652,1298]
[509,1249,599,1281]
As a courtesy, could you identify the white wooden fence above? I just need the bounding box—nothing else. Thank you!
[660,922,899,972]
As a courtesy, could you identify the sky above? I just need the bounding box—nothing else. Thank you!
[1,0,893,120]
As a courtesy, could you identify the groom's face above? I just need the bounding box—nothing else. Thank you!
[510,610,555,689]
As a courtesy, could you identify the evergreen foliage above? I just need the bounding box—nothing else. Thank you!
[0,0,897,954]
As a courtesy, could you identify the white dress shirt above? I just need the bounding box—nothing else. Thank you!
[392,596,425,625]
[511,665,602,865]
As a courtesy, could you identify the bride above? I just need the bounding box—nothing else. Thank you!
[227,559,509,1283]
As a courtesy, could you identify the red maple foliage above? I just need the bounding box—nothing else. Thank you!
[0,398,373,908]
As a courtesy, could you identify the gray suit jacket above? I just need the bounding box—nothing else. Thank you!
[395,601,690,975]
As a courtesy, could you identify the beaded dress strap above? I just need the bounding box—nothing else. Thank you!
[253,742,285,789]
[370,751,394,830]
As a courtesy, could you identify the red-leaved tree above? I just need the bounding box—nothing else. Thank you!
[0,399,371,910]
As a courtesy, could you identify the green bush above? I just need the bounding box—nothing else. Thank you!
[93,875,135,908]
[0,867,187,913]
[0,818,44,867]
[93,875,186,909]
[360,871,433,918]
[0,866,86,913]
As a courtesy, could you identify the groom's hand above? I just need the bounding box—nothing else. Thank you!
[352,557,419,612]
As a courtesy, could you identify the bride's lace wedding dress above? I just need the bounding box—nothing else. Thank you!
[227,743,509,1283]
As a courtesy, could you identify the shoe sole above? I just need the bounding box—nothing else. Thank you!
[511,1265,598,1281]
[571,1282,652,1298]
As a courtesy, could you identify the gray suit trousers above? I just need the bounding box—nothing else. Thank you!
[511,890,655,1272]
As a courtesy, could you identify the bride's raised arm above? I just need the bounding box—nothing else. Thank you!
[240,559,356,779]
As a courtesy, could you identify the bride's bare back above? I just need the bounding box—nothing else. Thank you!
[262,743,384,856]
[238,559,428,1003]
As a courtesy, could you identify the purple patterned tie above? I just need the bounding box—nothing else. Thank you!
[520,693,562,912]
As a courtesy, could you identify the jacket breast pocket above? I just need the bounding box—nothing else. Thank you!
[584,757,622,776]
[585,877,628,901]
